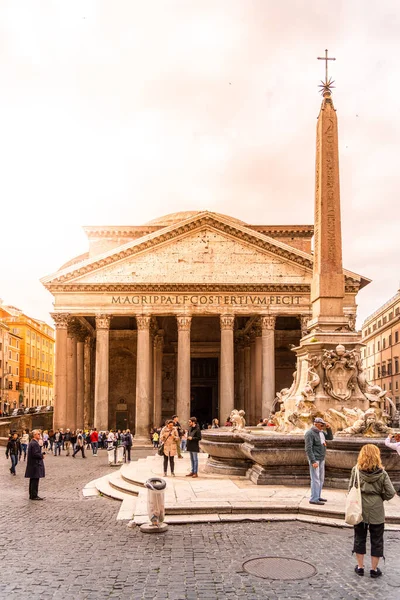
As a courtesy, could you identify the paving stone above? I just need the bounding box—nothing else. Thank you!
[1,449,400,599]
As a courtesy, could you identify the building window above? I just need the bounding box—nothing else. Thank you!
[26,368,30,377]
[396,307,400,316]
[377,341,381,351]
[383,338,386,349]
[9,350,11,359]
[8,381,13,389]
[389,334,392,346]
[389,382,392,391]
[377,366,381,377]
[395,331,399,344]
[382,364,387,377]
[395,359,399,374]
[16,353,19,361]
[388,361,392,376]
[383,316,387,324]
[378,320,382,328]
[389,312,394,320]
[373,324,377,331]
[396,381,399,391]
[16,367,19,376]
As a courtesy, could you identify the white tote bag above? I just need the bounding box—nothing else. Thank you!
[345,466,363,525]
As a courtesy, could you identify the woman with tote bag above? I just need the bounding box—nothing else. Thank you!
[349,444,396,579]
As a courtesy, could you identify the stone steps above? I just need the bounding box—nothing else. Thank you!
[83,454,400,530]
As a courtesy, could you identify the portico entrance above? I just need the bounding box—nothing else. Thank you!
[191,356,219,426]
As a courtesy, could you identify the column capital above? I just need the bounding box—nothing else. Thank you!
[177,315,192,331]
[136,315,151,330]
[261,315,276,331]
[51,313,70,329]
[220,314,235,331]
[95,314,111,330]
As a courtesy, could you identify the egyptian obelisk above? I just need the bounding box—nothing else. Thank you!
[309,52,347,332]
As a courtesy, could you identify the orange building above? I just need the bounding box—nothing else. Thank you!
[0,304,55,408]
[362,290,400,412]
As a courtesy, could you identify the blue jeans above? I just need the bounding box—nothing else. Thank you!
[190,452,198,474]
[181,440,187,452]
[309,459,325,502]
[91,442,98,455]
[54,442,61,456]
[10,454,18,474]
[21,443,28,459]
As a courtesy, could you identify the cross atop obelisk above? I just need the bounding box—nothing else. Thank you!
[309,50,347,332]
[317,49,335,83]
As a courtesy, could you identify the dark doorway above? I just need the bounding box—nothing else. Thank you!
[116,411,128,430]
[190,357,218,428]
[191,386,213,427]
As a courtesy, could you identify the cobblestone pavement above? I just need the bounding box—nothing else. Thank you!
[1,448,400,600]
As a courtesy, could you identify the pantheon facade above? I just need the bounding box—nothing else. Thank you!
[42,211,367,442]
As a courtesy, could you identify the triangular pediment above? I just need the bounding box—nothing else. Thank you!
[41,212,366,290]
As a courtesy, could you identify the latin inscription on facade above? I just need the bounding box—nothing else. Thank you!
[111,294,302,306]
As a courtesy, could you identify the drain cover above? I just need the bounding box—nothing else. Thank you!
[243,557,317,580]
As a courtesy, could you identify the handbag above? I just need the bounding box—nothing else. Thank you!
[157,443,164,457]
[345,466,363,525]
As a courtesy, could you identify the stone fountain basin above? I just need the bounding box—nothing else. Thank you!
[200,428,400,489]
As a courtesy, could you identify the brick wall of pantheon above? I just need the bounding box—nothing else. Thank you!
[41,211,367,440]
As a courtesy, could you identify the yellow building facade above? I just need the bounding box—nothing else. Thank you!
[0,305,55,407]
[362,290,400,412]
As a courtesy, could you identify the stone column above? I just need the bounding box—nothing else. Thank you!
[51,313,69,430]
[83,336,93,428]
[153,333,164,428]
[76,333,85,429]
[244,336,251,419]
[176,315,192,427]
[250,333,256,426]
[237,337,245,410]
[220,314,235,423]
[255,329,262,422]
[94,315,111,432]
[66,324,78,430]
[133,316,152,445]
[261,316,276,417]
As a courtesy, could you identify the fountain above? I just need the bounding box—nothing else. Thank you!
[200,64,400,489]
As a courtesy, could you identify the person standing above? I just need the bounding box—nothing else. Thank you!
[20,429,30,461]
[64,429,72,456]
[123,429,132,462]
[90,428,99,456]
[25,429,45,500]
[186,417,202,478]
[152,430,159,448]
[384,432,400,495]
[72,430,86,458]
[351,444,396,578]
[53,429,62,456]
[304,417,333,505]
[180,430,188,452]
[160,420,179,476]
[6,432,21,476]
[172,415,184,458]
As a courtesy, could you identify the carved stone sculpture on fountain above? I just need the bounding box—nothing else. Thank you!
[273,343,392,437]
[229,409,246,431]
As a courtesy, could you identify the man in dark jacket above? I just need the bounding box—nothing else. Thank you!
[186,417,202,478]
[25,429,45,500]
[6,432,21,476]
[304,417,333,505]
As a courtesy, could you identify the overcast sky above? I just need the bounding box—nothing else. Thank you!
[0,0,399,327]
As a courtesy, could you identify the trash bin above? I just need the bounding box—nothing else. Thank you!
[145,477,167,527]
[107,447,116,465]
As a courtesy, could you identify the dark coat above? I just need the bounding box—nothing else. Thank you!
[25,439,45,479]
[186,425,201,453]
